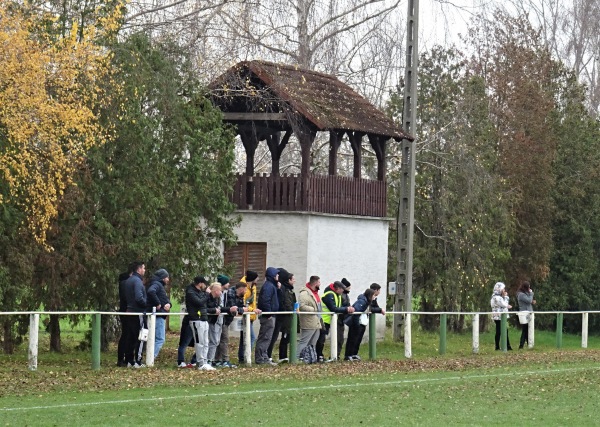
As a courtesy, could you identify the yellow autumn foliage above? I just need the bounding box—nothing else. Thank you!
[0,3,121,245]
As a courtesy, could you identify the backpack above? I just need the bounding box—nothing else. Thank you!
[299,344,318,364]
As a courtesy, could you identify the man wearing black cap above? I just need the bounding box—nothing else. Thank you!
[317,280,355,361]
[238,270,259,364]
[147,268,172,359]
[186,275,216,371]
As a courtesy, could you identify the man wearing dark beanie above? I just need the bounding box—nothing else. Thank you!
[238,270,259,364]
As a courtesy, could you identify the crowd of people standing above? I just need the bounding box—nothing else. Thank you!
[116,262,386,369]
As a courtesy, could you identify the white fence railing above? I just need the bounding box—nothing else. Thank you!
[1,310,597,370]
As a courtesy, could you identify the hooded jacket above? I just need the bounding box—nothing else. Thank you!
[241,276,258,322]
[186,283,211,321]
[257,267,280,314]
[491,284,510,321]
[146,276,171,318]
[277,268,297,332]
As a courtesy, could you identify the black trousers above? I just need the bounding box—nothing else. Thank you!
[316,322,331,359]
[345,323,366,358]
[123,314,145,364]
[519,323,529,348]
[267,315,283,359]
[494,319,512,350]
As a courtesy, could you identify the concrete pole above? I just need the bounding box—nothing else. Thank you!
[394,0,419,342]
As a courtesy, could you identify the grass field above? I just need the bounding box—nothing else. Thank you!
[2,315,600,426]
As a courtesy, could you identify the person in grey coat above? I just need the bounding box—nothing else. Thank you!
[516,281,536,349]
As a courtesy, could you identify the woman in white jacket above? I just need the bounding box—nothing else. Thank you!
[491,282,513,350]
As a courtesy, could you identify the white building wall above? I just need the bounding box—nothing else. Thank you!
[233,211,389,339]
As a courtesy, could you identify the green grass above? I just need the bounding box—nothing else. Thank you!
[2,313,600,425]
[1,359,599,425]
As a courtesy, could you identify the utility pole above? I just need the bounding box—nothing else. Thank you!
[393,0,418,343]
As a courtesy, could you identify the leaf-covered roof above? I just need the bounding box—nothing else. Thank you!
[209,60,413,141]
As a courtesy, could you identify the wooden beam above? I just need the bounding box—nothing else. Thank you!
[223,112,287,121]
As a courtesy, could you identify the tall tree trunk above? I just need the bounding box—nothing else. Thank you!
[49,314,61,352]
[3,318,15,354]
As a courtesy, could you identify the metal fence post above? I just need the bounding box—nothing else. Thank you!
[290,309,298,363]
[91,313,101,370]
[404,313,412,358]
[472,314,479,354]
[369,313,376,360]
[500,313,507,352]
[582,312,588,349]
[28,313,39,371]
[556,312,563,348]
[439,313,447,355]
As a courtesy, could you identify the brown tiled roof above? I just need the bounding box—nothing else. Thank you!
[209,60,413,141]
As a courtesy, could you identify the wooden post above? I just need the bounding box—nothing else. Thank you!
[472,314,479,354]
[528,313,535,349]
[330,313,338,361]
[244,313,252,366]
[439,314,447,355]
[243,313,252,366]
[146,309,156,367]
[28,314,39,371]
[404,312,412,358]
[582,312,588,349]
[91,313,101,370]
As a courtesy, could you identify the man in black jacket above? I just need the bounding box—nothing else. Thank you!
[255,267,280,365]
[268,268,296,363]
[186,276,217,371]
[123,261,146,368]
[146,268,172,359]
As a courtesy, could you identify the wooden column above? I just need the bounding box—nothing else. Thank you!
[368,134,388,181]
[240,130,260,176]
[266,130,292,176]
[297,128,316,177]
[328,130,344,176]
[349,131,365,179]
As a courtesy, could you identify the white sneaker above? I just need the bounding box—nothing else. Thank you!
[199,363,216,371]
[178,362,188,368]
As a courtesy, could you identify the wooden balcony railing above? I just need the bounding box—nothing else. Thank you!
[231,174,387,217]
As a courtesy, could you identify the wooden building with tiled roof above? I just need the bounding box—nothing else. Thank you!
[209,61,412,342]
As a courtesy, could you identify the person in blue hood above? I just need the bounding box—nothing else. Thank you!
[255,267,280,365]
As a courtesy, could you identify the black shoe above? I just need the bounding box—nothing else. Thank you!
[507,347,513,351]
[117,360,127,367]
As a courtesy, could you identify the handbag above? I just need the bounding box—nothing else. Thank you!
[359,313,369,326]
[138,327,149,342]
